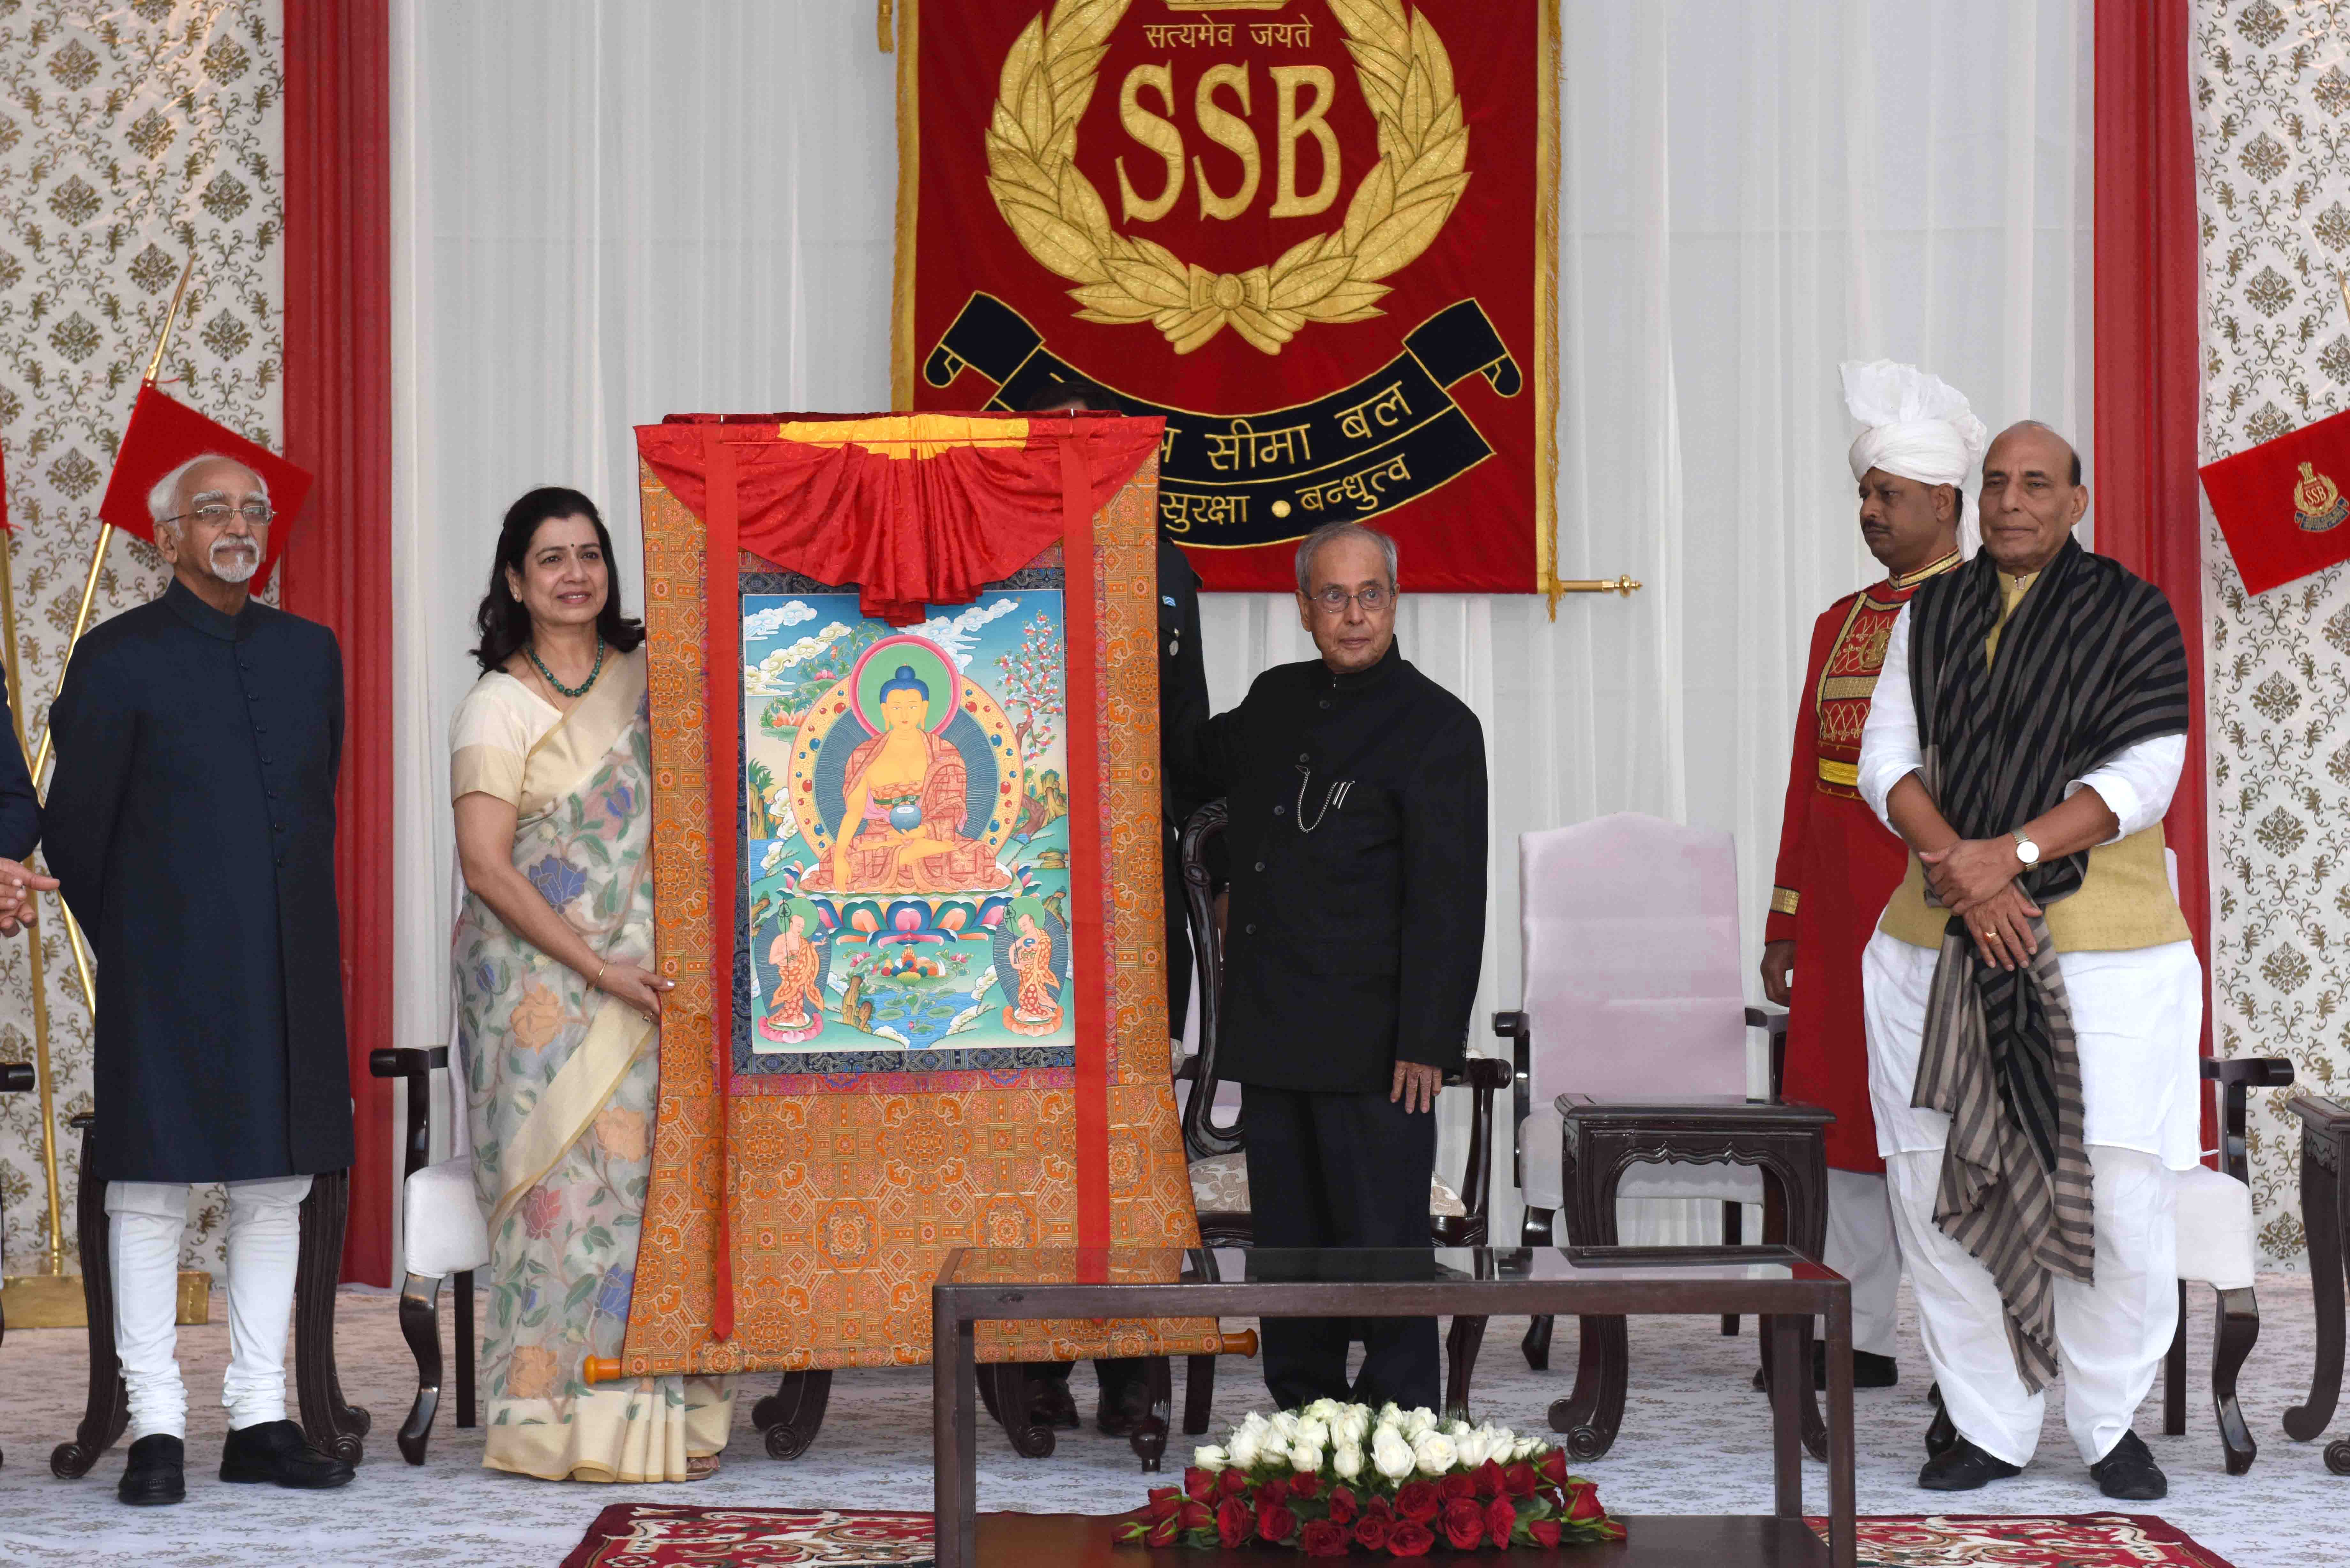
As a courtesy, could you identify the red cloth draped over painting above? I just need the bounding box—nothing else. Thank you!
[638,414,1164,623]
[1766,557,1958,1172]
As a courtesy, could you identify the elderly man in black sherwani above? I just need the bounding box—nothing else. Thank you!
[47,453,354,1506]
[1174,519,1488,1413]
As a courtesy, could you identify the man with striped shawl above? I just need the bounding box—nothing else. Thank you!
[1856,421,2194,1502]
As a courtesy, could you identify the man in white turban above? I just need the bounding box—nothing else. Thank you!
[1761,360,1977,1398]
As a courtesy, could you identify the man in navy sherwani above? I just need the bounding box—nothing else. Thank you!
[47,453,354,1505]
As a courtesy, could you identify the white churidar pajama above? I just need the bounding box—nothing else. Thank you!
[1823,1167,1901,1360]
[106,1175,311,1441]
[1854,603,2200,1467]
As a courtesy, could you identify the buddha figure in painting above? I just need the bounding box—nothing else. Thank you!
[808,666,1011,895]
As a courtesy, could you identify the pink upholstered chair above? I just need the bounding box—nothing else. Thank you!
[1494,813,1829,1459]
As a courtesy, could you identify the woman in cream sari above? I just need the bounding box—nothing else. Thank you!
[451,486,732,1482]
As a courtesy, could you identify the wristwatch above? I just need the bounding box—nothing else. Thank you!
[2011,829,2042,867]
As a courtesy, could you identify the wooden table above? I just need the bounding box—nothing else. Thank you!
[932,1244,1855,1568]
[2286,1090,2350,1475]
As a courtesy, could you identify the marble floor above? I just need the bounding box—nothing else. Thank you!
[0,1278,2341,1567]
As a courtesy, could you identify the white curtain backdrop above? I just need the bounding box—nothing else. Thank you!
[390,0,2092,1253]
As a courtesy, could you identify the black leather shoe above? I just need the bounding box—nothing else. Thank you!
[1028,1374,1081,1431]
[2089,1430,2167,1501]
[1918,1436,2023,1491]
[219,1420,354,1489]
[118,1434,185,1506]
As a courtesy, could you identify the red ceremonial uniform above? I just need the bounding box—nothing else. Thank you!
[1766,550,1960,1172]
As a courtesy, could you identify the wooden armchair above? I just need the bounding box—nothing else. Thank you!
[1497,815,1831,1464]
[1174,799,1512,1420]
[368,1046,479,1464]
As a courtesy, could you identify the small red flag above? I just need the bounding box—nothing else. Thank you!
[2199,406,2350,594]
[96,384,313,587]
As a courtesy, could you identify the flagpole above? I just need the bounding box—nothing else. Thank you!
[0,527,63,1274]
[27,254,194,793]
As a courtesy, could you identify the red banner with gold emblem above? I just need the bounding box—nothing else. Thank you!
[2200,404,2350,594]
[891,0,1559,594]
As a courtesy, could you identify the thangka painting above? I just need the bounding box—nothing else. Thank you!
[740,589,1076,1069]
[618,412,1219,1376]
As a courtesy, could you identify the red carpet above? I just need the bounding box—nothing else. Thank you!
[561,1506,2235,1566]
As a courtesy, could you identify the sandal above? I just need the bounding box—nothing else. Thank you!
[684,1453,721,1481]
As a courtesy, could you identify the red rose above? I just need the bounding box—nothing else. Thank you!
[1361,1492,1394,1518]
[1353,1512,1393,1552]
[1566,1482,1607,1523]
[1260,1476,1291,1508]
[1387,1521,1436,1558]
[1441,1497,1487,1550]
[1181,1500,1212,1532]
[1539,1447,1568,1485]
[1219,1468,1251,1498]
[1184,1466,1217,1503]
[1439,1471,1476,1502]
[1146,1487,1182,1521]
[1217,1496,1255,1549]
[1486,1496,1518,1547]
[1501,1462,1537,1499]
[1145,1514,1180,1547]
[1327,1486,1358,1524]
[1291,1471,1322,1500]
[1394,1481,1441,1523]
[1300,1519,1351,1557]
[1257,1501,1299,1545]
[1529,1519,1562,1548]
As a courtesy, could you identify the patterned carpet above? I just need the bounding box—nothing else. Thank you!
[0,1279,2337,1566]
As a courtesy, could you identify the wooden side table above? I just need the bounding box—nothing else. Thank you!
[2285,1091,2350,1475]
[1549,1093,1833,1463]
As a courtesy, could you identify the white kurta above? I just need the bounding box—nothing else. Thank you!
[1853,599,2198,1466]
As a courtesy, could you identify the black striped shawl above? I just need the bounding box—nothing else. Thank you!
[1901,538,2188,1388]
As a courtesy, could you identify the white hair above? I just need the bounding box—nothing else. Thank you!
[1294,521,1399,595]
[147,453,268,537]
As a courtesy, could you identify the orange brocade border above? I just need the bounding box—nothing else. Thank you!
[621,444,1219,1375]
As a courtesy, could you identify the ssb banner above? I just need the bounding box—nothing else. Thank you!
[891,0,1560,594]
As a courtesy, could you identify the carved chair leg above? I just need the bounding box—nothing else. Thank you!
[294,1169,369,1465]
[751,1369,833,1460]
[2212,1285,2260,1476]
[2162,1279,2188,1438]
[975,1363,1056,1459]
[1130,1356,1172,1472]
[51,1118,128,1480]
[394,1271,444,1465]
[1445,1315,1487,1422]
[1183,1354,1217,1436]
[1520,1205,1555,1371]
[2287,1134,2345,1442]
[455,1268,477,1428]
[1552,1149,1626,1458]
[1720,1200,1743,1336]
[1521,1315,1554,1373]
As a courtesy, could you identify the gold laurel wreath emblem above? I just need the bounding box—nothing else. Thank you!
[983,0,1471,355]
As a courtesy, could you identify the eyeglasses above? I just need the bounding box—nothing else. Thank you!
[1308,585,1391,614]
[162,501,273,527]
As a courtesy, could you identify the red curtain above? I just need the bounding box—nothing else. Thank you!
[2093,0,2210,1063]
[283,0,394,1285]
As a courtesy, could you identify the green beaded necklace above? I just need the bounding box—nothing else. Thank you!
[529,634,604,699]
